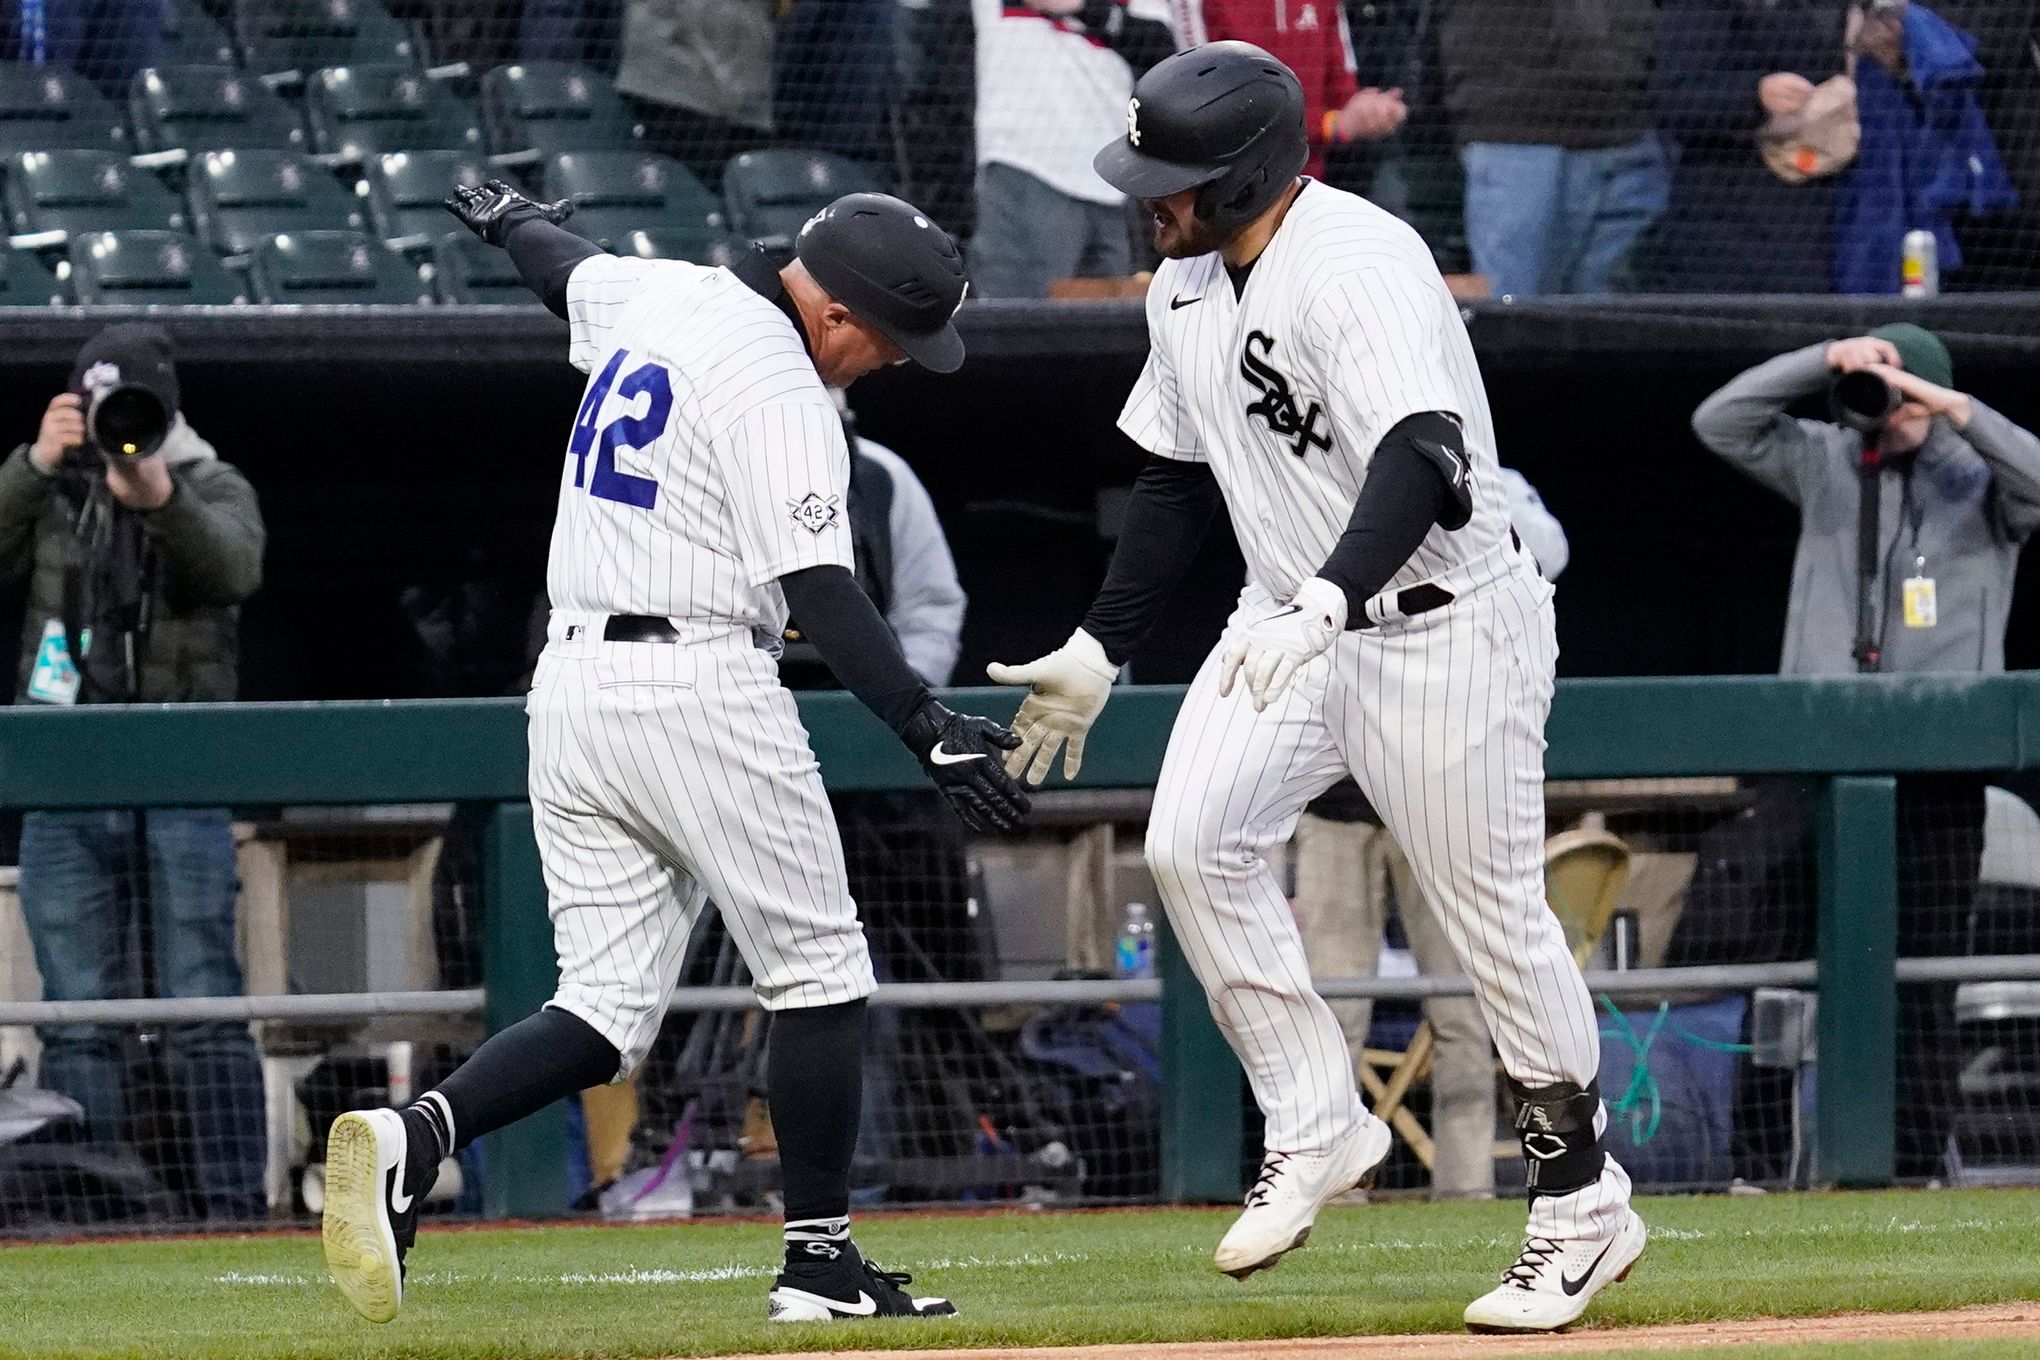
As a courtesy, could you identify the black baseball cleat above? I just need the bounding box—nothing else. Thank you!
[767,1242,956,1322]
[321,1109,427,1323]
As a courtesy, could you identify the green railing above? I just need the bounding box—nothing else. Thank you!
[6,673,2036,1212]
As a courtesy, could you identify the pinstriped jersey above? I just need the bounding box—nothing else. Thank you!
[1118,180,1511,604]
[549,254,853,638]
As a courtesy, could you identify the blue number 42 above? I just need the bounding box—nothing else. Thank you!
[568,349,671,510]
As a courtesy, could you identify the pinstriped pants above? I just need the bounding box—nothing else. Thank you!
[527,622,875,1075]
[1146,562,1632,1237]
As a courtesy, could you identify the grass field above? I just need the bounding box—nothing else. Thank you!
[1,1189,2036,1360]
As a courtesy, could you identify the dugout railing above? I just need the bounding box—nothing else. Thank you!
[4,674,2040,1218]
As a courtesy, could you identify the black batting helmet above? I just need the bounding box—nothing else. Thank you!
[796,192,968,373]
[1093,41,1307,233]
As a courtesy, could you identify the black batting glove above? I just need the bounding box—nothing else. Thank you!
[444,179,573,247]
[899,699,1032,834]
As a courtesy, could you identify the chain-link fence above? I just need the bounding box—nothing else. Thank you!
[3,2,2035,305]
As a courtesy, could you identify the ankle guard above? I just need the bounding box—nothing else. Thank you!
[1508,1077,1606,1200]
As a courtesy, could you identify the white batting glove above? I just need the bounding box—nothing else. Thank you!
[1217,577,1348,713]
[986,628,1119,785]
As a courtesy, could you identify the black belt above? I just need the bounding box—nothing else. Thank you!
[602,614,681,643]
[1354,583,1455,630]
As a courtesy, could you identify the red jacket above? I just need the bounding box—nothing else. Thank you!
[1174,1,1360,177]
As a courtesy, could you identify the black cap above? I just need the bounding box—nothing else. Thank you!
[72,322,179,416]
[795,193,967,374]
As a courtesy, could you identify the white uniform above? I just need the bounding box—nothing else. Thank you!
[530,253,875,1074]
[1126,181,1630,1241]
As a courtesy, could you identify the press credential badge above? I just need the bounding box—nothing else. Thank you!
[25,618,90,705]
[1902,556,1938,630]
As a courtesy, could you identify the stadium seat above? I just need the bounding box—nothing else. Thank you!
[235,0,421,80]
[542,151,723,247]
[0,64,126,156]
[365,149,490,244]
[432,231,527,304]
[305,65,484,164]
[613,226,749,269]
[161,0,238,67]
[130,66,306,156]
[187,149,366,258]
[480,62,638,162]
[721,149,883,247]
[6,150,186,240]
[247,229,431,303]
[0,247,66,305]
[67,229,247,304]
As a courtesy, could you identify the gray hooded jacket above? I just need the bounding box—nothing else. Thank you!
[1692,343,2040,675]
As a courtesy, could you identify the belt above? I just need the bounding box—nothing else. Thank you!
[601,614,682,643]
[1354,583,1455,630]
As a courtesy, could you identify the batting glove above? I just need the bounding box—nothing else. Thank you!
[986,628,1118,786]
[900,699,1031,834]
[1217,577,1347,713]
[444,179,573,247]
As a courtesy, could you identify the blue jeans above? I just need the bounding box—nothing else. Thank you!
[18,809,268,1220]
[970,163,1133,299]
[13,0,163,101]
[1460,135,1670,298]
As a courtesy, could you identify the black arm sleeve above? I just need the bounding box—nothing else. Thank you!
[503,215,601,320]
[1314,412,1468,622]
[1077,0,1176,76]
[1079,455,1224,666]
[779,564,932,735]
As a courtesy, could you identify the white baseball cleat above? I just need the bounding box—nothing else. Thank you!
[321,1108,420,1324]
[1463,1207,1647,1333]
[1214,1115,1392,1279]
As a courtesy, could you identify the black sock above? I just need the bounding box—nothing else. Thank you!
[399,1007,620,1196]
[767,999,868,1227]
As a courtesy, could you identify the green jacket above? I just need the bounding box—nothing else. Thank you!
[0,417,264,703]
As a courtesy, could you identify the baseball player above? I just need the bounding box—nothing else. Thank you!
[321,183,1028,1326]
[989,42,1643,1333]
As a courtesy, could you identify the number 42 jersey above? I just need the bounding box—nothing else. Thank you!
[546,253,852,640]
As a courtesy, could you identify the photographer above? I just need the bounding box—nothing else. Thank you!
[0,324,268,1220]
[1692,324,2040,1178]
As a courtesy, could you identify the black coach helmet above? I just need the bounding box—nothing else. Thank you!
[796,192,968,373]
[1094,41,1308,233]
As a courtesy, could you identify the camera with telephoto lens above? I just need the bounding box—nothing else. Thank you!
[82,381,171,459]
[1829,370,1900,434]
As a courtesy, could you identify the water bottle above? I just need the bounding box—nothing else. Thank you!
[1115,902,1156,979]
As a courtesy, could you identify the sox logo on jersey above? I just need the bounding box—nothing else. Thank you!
[1127,179,1633,1248]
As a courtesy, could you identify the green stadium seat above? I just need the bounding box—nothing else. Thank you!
[0,63,126,156]
[480,62,638,163]
[0,247,66,306]
[6,150,186,240]
[432,230,527,304]
[67,229,247,304]
[542,151,723,247]
[721,149,883,247]
[247,229,431,302]
[129,66,307,156]
[187,149,365,258]
[162,0,238,67]
[305,65,484,164]
[613,226,750,270]
[365,149,489,245]
[235,0,421,80]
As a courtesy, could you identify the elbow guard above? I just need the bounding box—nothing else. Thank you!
[1380,411,1473,531]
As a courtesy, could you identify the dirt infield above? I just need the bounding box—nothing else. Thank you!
[716,1303,2040,1360]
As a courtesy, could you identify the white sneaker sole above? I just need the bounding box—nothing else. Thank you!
[322,1111,403,1324]
[1216,1119,1393,1281]
[1463,1211,1647,1334]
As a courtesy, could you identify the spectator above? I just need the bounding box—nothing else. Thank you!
[774,0,897,173]
[1938,0,2040,289]
[1174,1,1406,184]
[397,1,613,72]
[0,325,268,1220]
[1693,325,2040,1178]
[6,0,160,101]
[969,0,1177,298]
[1836,0,2017,293]
[1289,469,1568,1201]
[1651,0,1847,293]
[615,0,775,191]
[1436,0,1667,297]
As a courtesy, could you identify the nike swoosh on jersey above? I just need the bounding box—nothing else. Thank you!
[929,744,987,766]
[1169,294,1201,310]
[1560,1240,1615,1296]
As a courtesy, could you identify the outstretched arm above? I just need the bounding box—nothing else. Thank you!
[445,180,592,320]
